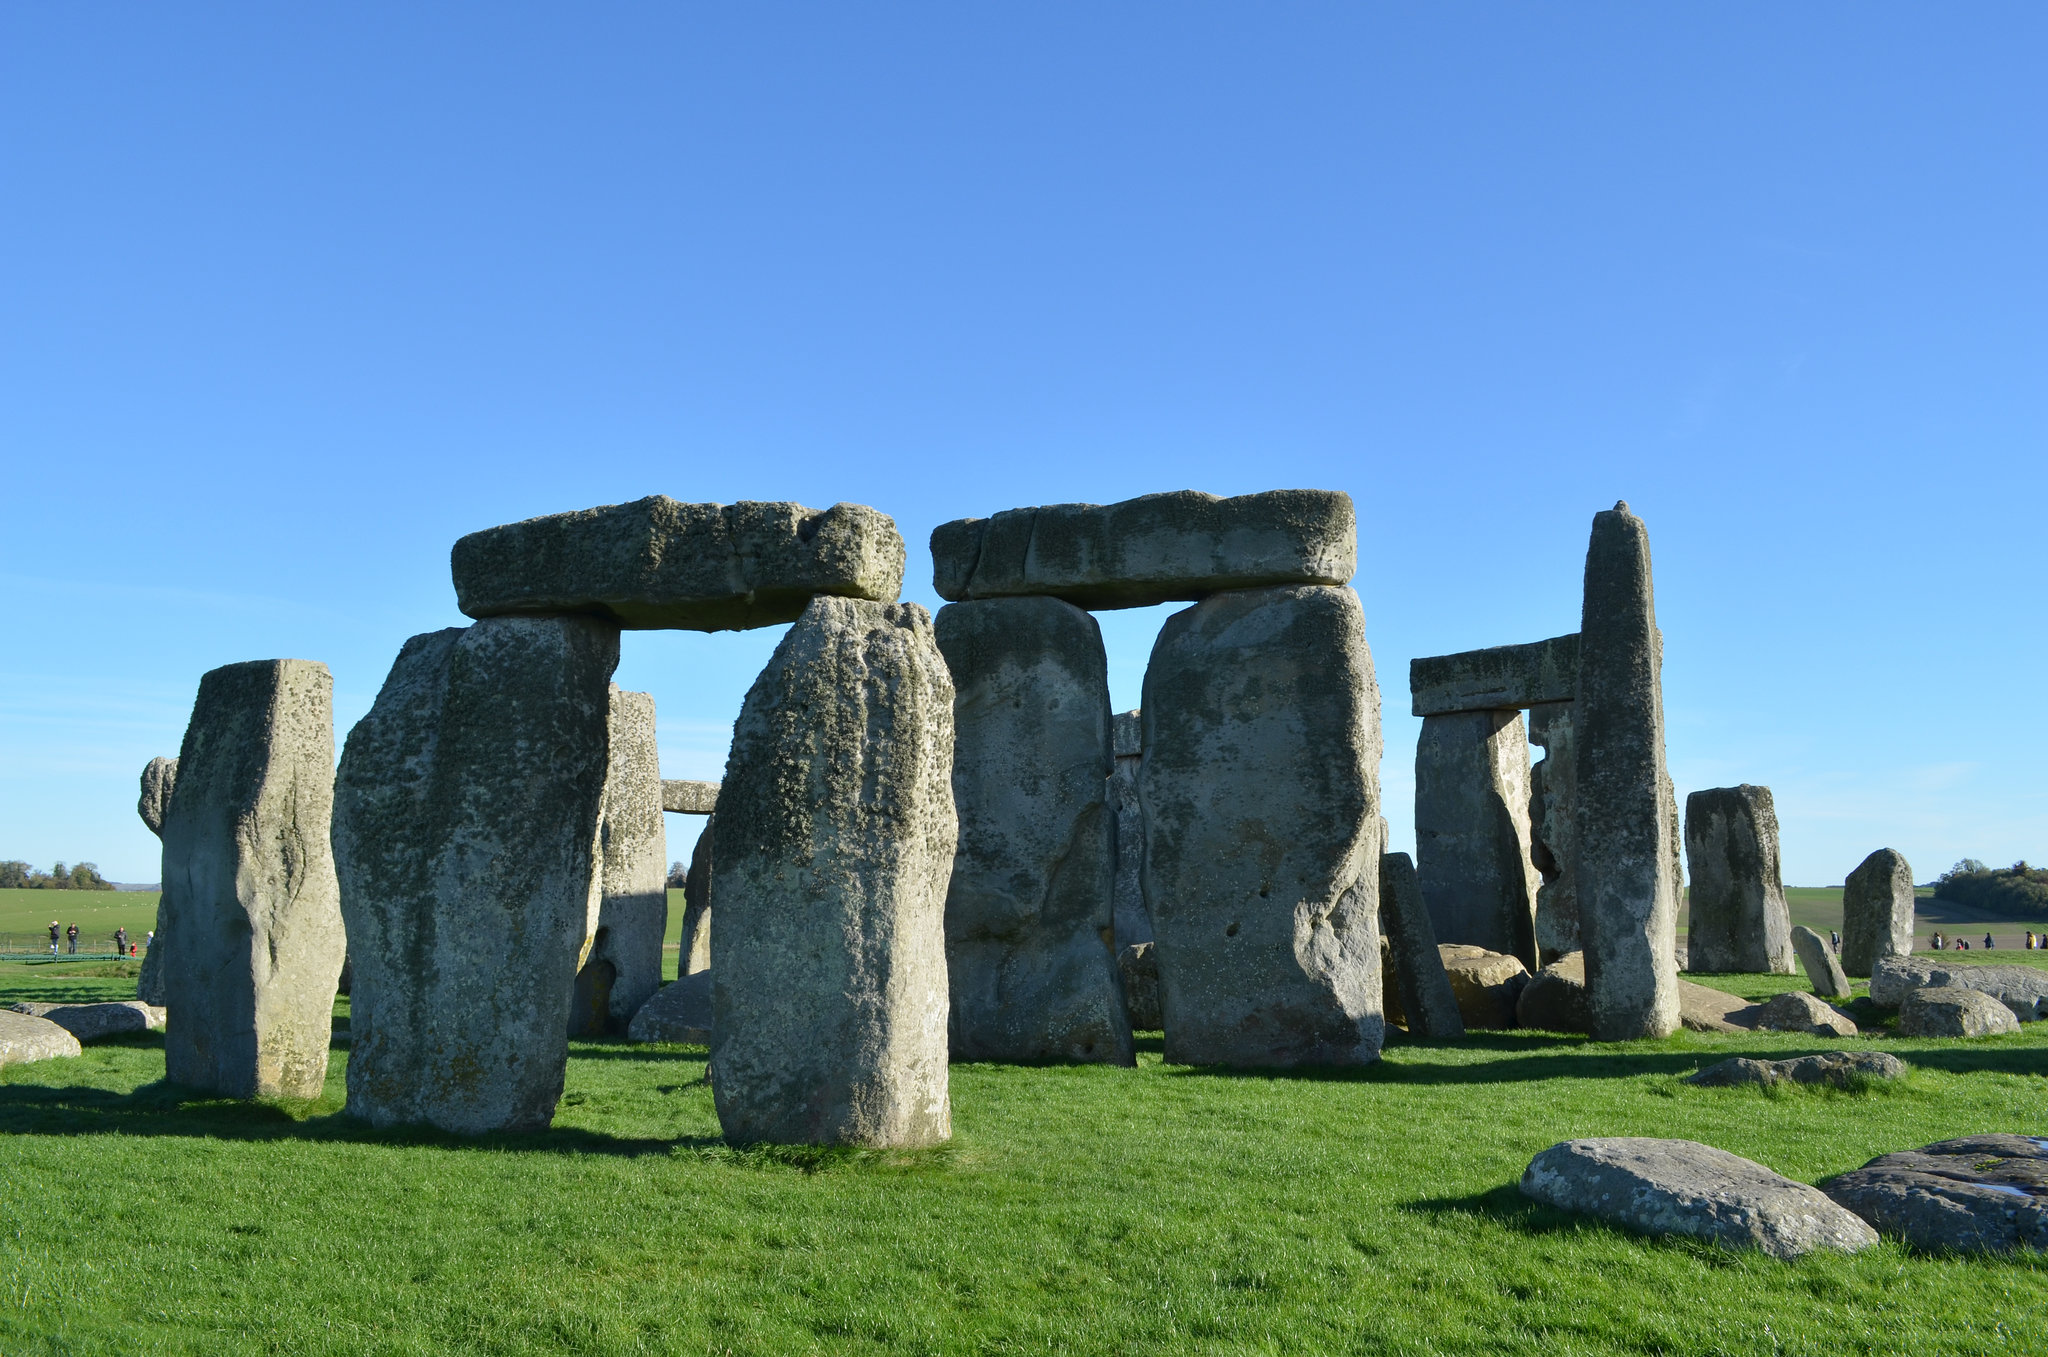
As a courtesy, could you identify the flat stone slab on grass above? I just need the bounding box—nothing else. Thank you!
[0,1010,83,1067]
[1869,956,2048,1021]
[11,1001,163,1042]
[1521,1137,1878,1259]
[1825,1135,2048,1254]
[1753,990,1858,1037]
[1687,1051,1905,1089]
[453,497,905,632]
[626,971,712,1044]
[1898,986,2021,1038]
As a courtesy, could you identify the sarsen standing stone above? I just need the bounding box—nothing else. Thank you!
[1683,785,1794,974]
[1840,848,1915,978]
[570,687,668,1036]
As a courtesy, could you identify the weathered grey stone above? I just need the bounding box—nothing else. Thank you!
[1573,503,1680,1040]
[932,490,1355,610]
[1754,990,1858,1037]
[10,1000,162,1042]
[626,970,712,1044]
[1409,634,1579,717]
[661,780,719,814]
[1687,1051,1906,1089]
[1439,944,1528,1030]
[570,687,668,1037]
[1521,1137,1878,1258]
[0,1011,82,1067]
[1898,986,2020,1038]
[1683,785,1794,974]
[1414,710,1540,968]
[334,617,619,1134]
[138,756,177,837]
[1109,712,1151,949]
[1112,709,1142,760]
[710,598,956,1147]
[1791,925,1852,998]
[1824,1136,2048,1254]
[1378,853,1463,1038]
[1840,849,1916,977]
[1516,951,1594,1033]
[453,497,904,631]
[680,815,713,976]
[1868,956,2048,1020]
[1527,702,1579,961]
[137,933,167,1007]
[1678,980,1757,1034]
[160,659,346,1101]
[1118,943,1163,1031]
[1139,585,1384,1067]
[936,597,1130,1064]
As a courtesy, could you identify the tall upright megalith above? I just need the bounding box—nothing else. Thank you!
[1684,785,1794,974]
[334,617,619,1133]
[710,598,956,1147]
[1840,848,1915,978]
[1414,709,1541,969]
[1527,702,1579,961]
[1573,503,1680,1040]
[570,686,668,1036]
[1109,711,1151,949]
[680,816,713,976]
[936,596,1131,1065]
[1140,584,1384,1067]
[136,756,179,1005]
[159,660,346,1100]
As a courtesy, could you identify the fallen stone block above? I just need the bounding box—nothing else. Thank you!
[626,971,712,1044]
[1686,1051,1905,1089]
[1790,925,1852,999]
[1869,956,2048,1021]
[1409,634,1578,717]
[660,780,720,814]
[11,1001,162,1042]
[1677,980,1757,1034]
[1440,944,1528,1030]
[1516,951,1593,1034]
[0,1010,83,1067]
[1753,990,1858,1038]
[1824,1135,2048,1254]
[1898,986,2020,1038]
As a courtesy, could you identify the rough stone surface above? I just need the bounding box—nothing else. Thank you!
[1754,990,1858,1037]
[1138,584,1384,1067]
[936,597,1130,1064]
[1409,634,1579,717]
[932,490,1355,611]
[1678,981,1757,1034]
[137,934,167,1007]
[1118,943,1163,1031]
[570,687,668,1036]
[1868,956,2048,1021]
[453,497,905,631]
[138,756,177,837]
[680,815,713,976]
[1684,785,1794,974]
[626,971,712,1044]
[661,780,720,814]
[1516,951,1595,1034]
[1824,1136,2048,1254]
[1379,852,1464,1038]
[1898,986,2021,1038]
[1522,1137,1878,1258]
[1439,944,1529,1029]
[710,598,956,1147]
[1791,925,1853,998]
[0,1010,83,1067]
[1687,1051,1906,1088]
[1527,702,1580,961]
[334,617,619,1134]
[160,659,347,1101]
[1840,848,1915,977]
[1573,503,1681,1040]
[1110,710,1151,949]
[10,1000,162,1042]
[1414,710,1541,968]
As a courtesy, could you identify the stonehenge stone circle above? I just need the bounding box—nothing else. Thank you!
[453,497,905,631]
[1139,583,1385,1067]
[936,596,1131,1064]
[570,687,668,1037]
[1682,785,1794,974]
[1409,633,1578,717]
[1526,701,1579,960]
[1840,848,1915,977]
[661,779,719,814]
[1378,852,1464,1039]
[1413,708,1541,968]
[1790,925,1852,998]
[932,490,1355,611]
[1110,709,1151,949]
[710,597,956,1147]
[679,815,713,977]
[137,756,178,837]
[159,659,346,1101]
[1572,503,1680,1040]
[334,616,619,1134]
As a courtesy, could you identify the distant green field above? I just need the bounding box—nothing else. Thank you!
[0,887,158,951]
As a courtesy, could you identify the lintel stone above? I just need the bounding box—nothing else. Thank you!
[661,780,719,815]
[1410,633,1579,717]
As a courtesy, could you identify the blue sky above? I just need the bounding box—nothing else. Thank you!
[3,4,2042,886]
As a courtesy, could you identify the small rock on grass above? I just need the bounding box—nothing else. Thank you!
[0,1010,83,1067]
[1898,986,2021,1038]
[11,1001,163,1042]
[1687,1051,1905,1089]
[1753,990,1859,1037]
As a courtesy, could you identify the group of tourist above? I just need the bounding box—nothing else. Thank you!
[1925,930,2042,951]
[41,921,141,957]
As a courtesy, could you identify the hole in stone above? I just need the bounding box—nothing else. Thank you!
[1225,922,1240,937]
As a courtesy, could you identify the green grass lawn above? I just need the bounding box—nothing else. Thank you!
[1,966,2043,1355]
[0,888,159,953]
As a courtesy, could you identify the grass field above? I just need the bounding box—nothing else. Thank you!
[1,963,2044,1354]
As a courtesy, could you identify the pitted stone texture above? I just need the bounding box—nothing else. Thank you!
[1513,951,1752,1035]
[937,597,1130,1064]
[627,971,712,1044]
[1687,1051,1905,1089]
[1684,786,1794,975]
[1522,1137,1878,1258]
[1527,702,1579,961]
[1573,503,1680,1040]
[137,935,167,1007]
[453,497,904,632]
[0,1011,82,1067]
[1409,634,1579,717]
[1112,709,1142,759]
[1825,1136,2048,1254]
[710,598,956,1147]
[1118,943,1163,1031]
[1439,944,1528,1030]
[1754,990,1858,1037]
[571,688,668,1036]
[334,617,619,1134]
[1869,956,2048,1021]
[1840,849,1916,977]
[1791,925,1852,999]
[1138,585,1384,1067]
[160,659,345,1101]
[11,1000,162,1042]
[932,490,1355,611]
[680,815,713,976]
[138,757,177,837]
[1898,986,2020,1038]
[1379,852,1463,1038]
[1110,743,1151,950]
[1415,709,1541,968]
[1678,981,1757,1034]
[661,780,720,814]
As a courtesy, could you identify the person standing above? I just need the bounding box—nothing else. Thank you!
[114,926,128,956]
[65,923,78,954]
[1984,932,1995,950]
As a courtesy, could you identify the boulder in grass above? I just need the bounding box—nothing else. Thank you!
[1520,1137,1878,1259]
[10,1001,163,1042]
[1753,990,1859,1038]
[1898,986,2020,1038]
[1687,1051,1905,1089]
[1676,980,1757,1034]
[1439,945,1528,1029]
[0,1011,83,1067]
[626,971,713,1044]
[1516,952,1594,1034]
[1868,956,2048,1022]
[1824,1135,2048,1255]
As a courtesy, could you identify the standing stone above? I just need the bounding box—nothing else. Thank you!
[137,757,178,837]
[710,598,956,1147]
[1683,785,1794,974]
[1791,925,1853,998]
[1841,848,1915,978]
[679,815,713,976]
[160,660,346,1100]
[334,617,619,1134]
[1572,503,1680,1040]
[936,597,1130,1064]
[569,687,668,1036]
[1110,710,1152,948]
[1139,584,1384,1067]
[1414,709,1540,969]
[1527,702,1579,961]
[1378,852,1464,1039]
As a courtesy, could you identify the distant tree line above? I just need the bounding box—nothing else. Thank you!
[0,860,117,891]
[1933,859,2048,920]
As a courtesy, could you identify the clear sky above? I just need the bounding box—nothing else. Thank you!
[3,4,2042,887]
